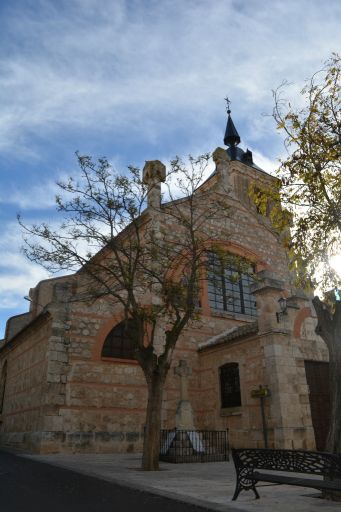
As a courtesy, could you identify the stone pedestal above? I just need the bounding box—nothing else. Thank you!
[174,360,195,430]
[176,401,195,430]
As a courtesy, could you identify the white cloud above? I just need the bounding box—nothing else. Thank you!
[0,181,57,210]
[0,256,49,310]
[0,0,340,154]
[250,151,279,175]
[0,159,93,210]
[0,223,50,311]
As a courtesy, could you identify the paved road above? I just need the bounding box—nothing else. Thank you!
[0,450,212,512]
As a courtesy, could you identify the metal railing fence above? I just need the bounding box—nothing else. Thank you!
[160,429,229,463]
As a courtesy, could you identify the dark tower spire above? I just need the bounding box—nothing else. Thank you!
[223,97,241,147]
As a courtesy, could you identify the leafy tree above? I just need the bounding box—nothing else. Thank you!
[253,54,341,455]
[19,153,231,470]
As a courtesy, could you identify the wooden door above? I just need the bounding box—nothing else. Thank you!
[304,361,330,451]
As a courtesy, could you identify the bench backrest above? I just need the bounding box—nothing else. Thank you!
[232,448,341,479]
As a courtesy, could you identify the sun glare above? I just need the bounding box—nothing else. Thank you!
[330,255,341,276]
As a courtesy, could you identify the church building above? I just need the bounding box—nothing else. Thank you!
[0,110,330,455]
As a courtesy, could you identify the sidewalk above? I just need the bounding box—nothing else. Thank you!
[23,453,340,512]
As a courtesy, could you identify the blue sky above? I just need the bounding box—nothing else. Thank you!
[1,0,341,338]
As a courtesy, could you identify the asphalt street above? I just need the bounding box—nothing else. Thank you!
[0,450,213,512]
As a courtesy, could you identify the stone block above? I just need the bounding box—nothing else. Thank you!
[47,374,61,383]
[126,432,139,442]
[44,415,63,431]
[47,361,65,374]
[264,344,283,357]
[46,394,65,406]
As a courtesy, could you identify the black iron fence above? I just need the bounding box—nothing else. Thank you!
[160,429,229,463]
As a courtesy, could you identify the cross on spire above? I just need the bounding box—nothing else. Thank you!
[224,96,231,114]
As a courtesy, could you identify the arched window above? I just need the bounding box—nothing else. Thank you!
[101,320,136,360]
[219,362,241,408]
[0,361,7,414]
[207,252,257,317]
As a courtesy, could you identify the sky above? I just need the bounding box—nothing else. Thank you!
[1,0,341,338]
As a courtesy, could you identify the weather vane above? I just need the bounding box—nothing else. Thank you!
[224,96,231,114]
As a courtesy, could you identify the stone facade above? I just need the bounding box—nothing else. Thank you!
[0,143,329,454]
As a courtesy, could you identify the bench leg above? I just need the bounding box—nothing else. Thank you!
[232,483,260,501]
[252,485,260,499]
[232,484,242,501]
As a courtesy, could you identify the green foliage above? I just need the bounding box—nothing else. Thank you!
[255,54,341,293]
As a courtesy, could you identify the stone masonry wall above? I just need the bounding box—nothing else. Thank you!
[197,323,328,451]
[197,334,267,448]
[0,314,51,452]
[38,299,148,453]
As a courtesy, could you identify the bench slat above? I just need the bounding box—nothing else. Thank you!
[252,471,341,491]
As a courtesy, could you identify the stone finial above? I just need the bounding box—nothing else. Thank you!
[212,147,229,164]
[212,147,230,190]
[143,160,166,209]
[143,160,166,184]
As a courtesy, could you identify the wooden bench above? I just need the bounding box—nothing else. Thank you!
[231,448,341,500]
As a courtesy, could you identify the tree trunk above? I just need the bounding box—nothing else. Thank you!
[142,371,166,470]
[313,297,341,501]
[325,302,341,455]
[313,298,341,454]
[327,356,341,454]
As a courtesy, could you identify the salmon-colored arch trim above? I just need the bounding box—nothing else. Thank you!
[293,307,312,338]
[168,240,268,281]
[204,240,268,273]
[92,311,126,361]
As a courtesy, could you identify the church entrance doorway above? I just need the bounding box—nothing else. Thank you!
[304,360,331,451]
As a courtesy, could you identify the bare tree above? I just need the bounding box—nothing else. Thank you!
[19,153,231,470]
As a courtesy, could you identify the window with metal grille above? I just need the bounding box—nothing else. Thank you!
[101,320,136,359]
[220,362,241,408]
[207,252,257,317]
